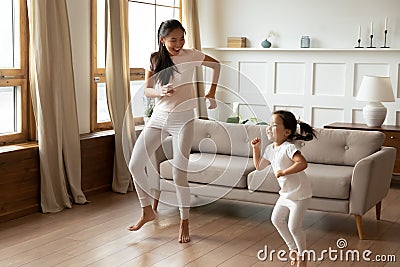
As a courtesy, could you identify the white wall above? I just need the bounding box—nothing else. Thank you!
[198,0,400,49]
[203,48,400,127]
[66,0,400,133]
[198,0,400,128]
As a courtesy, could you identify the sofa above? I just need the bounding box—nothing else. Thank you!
[147,118,396,239]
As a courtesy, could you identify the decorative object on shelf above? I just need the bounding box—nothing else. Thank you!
[300,35,310,48]
[367,22,376,48]
[381,17,390,48]
[356,75,395,127]
[261,31,274,48]
[227,37,246,48]
[261,38,271,48]
[355,25,363,48]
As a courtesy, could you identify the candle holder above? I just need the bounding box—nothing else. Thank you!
[367,34,376,48]
[381,30,390,48]
[355,39,363,48]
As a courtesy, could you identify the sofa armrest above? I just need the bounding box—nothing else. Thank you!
[147,136,173,190]
[349,146,396,215]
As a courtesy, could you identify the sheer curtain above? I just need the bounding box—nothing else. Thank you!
[28,0,87,212]
[105,0,136,193]
[181,0,208,119]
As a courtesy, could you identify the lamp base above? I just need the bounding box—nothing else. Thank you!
[363,102,387,127]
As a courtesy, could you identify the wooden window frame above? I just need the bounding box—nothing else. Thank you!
[0,0,32,145]
[90,0,181,132]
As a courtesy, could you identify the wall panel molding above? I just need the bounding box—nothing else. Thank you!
[204,48,400,127]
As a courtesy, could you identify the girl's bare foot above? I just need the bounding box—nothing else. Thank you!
[178,219,190,243]
[128,205,156,231]
[289,250,298,266]
[297,259,307,267]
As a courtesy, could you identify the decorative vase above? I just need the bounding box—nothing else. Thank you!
[261,38,271,48]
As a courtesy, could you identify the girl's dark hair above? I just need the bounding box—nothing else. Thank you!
[273,110,316,141]
[150,19,186,86]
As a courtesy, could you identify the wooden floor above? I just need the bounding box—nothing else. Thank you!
[1,184,399,267]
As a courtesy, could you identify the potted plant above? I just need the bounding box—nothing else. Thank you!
[144,98,154,124]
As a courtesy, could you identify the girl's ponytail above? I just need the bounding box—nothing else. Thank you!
[294,121,316,141]
[273,110,316,141]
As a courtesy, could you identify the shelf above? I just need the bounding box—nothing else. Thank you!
[203,47,400,52]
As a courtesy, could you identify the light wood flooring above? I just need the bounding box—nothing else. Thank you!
[1,184,400,267]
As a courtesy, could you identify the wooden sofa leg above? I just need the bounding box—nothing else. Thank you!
[375,201,381,220]
[153,190,161,211]
[355,215,364,240]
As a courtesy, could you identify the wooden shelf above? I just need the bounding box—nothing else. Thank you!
[203,47,400,52]
[324,122,400,131]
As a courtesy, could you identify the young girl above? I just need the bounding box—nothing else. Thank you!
[251,110,316,267]
[128,19,220,243]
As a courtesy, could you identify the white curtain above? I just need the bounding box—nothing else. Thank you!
[181,0,208,119]
[28,0,87,213]
[105,0,136,193]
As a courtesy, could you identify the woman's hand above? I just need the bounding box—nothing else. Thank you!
[205,93,217,109]
[160,83,175,97]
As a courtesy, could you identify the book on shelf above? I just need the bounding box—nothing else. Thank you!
[227,37,246,48]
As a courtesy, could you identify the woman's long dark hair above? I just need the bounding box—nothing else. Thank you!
[150,19,185,86]
[273,110,316,141]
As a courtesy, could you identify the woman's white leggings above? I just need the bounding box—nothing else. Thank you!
[129,109,194,220]
[271,197,310,257]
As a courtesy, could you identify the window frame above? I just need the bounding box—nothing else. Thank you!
[90,0,181,132]
[0,0,32,145]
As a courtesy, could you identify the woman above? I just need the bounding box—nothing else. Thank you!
[128,19,220,243]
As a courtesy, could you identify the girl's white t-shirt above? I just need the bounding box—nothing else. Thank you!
[263,141,312,200]
[148,48,205,112]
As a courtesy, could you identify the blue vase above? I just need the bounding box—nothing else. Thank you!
[261,39,271,48]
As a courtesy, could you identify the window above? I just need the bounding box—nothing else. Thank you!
[90,0,181,131]
[0,0,30,145]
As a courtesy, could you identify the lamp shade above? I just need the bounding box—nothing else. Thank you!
[356,75,395,102]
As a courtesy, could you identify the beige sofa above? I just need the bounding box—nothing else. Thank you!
[148,118,396,239]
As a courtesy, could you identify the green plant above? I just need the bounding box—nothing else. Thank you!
[226,116,240,123]
[144,103,154,118]
[241,117,268,125]
[144,97,155,118]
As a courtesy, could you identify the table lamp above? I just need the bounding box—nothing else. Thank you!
[356,75,395,127]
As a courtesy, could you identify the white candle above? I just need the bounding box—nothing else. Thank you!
[385,17,388,30]
[358,25,361,39]
[370,22,373,35]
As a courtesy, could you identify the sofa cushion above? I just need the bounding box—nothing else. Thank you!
[247,166,278,193]
[297,128,385,166]
[159,152,255,189]
[305,163,353,199]
[247,163,353,200]
[191,119,269,157]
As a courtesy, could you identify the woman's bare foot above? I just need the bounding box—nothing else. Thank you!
[128,205,156,231]
[178,219,190,243]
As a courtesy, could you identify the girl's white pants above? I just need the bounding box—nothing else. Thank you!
[129,109,194,220]
[271,196,310,256]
